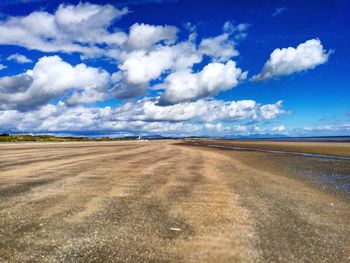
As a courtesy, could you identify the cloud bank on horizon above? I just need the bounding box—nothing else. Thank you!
[0,1,347,137]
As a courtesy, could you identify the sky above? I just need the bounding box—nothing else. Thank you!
[0,0,349,137]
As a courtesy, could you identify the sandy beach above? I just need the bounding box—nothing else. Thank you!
[0,140,349,262]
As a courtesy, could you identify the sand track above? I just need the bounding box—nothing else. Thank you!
[0,141,349,262]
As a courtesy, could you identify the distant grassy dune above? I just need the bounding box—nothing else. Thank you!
[0,134,92,142]
[0,134,171,142]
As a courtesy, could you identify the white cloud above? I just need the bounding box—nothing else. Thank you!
[259,100,284,119]
[159,60,247,105]
[126,23,178,50]
[0,56,110,110]
[113,82,147,99]
[0,3,296,137]
[0,64,7,70]
[0,98,285,135]
[199,33,239,61]
[199,33,238,62]
[7,53,32,63]
[272,125,286,132]
[222,21,250,40]
[272,7,287,17]
[0,4,251,105]
[114,98,284,122]
[0,104,197,135]
[252,39,330,81]
[116,22,248,98]
[118,40,202,85]
[119,47,175,84]
[244,124,288,135]
[199,22,248,62]
[0,2,128,55]
[303,123,350,133]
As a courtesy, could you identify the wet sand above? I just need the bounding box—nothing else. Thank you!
[185,139,350,199]
[192,139,350,157]
[0,141,349,262]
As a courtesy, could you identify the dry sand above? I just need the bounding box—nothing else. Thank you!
[0,140,349,262]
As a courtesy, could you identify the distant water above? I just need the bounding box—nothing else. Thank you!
[205,144,350,161]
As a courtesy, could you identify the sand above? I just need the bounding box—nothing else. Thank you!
[192,139,350,157]
[0,140,349,262]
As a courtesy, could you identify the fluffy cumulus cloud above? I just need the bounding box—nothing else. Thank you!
[0,56,110,111]
[0,4,250,105]
[252,39,330,81]
[7,53,32,63]
[199,33,238,62]
[113,21,248,101]
[0,99,285,135]
[0,2,308,136]
[199,22,249,62]
[126,23,178,50]
[114,98,284,122]
[0,2,128,55]
[119,47,175,85]
[159,60,247,105]
[118,40,202,86]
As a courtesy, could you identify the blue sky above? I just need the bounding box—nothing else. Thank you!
[0,0,349,137]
